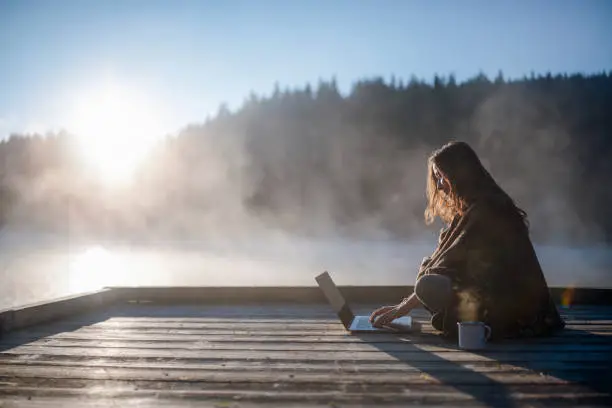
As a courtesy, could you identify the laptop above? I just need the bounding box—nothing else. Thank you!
[315,271,415,333]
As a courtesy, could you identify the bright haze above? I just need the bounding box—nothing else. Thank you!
[0,0,611,308]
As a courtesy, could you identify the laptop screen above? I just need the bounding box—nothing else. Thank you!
[315,271,354,328]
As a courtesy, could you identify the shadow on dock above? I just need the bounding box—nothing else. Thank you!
[361,328,612,407]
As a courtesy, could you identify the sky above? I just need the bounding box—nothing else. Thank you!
[1,0,611,140]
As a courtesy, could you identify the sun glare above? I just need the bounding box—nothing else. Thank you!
[69,245,126,293]
[68,83,165,184]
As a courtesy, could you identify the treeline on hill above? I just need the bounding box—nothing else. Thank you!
[0,72,611,244]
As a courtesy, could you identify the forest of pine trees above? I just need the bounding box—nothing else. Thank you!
[1,72,611,244]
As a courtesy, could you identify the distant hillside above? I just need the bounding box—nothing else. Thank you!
[1,72,611,244]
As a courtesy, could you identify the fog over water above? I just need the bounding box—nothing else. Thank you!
[1,227,611,310]
[3,75,612,310]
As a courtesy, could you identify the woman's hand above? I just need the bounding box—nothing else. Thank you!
[369,304,405,328]
[369,294,421,328]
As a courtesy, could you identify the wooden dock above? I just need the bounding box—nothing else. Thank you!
[0,286,611,407]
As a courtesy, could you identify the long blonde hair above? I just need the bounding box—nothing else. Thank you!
[424,141,528,227]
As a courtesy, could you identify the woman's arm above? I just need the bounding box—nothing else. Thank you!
[398,292,422,314]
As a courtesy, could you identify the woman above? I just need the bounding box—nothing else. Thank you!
[369,141,565,340]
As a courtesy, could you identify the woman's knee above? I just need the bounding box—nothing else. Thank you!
[414,274,452,311]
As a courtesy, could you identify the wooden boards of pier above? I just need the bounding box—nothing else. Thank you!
[0,301,611,407]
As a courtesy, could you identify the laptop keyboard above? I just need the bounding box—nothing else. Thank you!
[353,316,373,330]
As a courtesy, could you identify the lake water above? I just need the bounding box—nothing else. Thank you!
[1,229,611,310]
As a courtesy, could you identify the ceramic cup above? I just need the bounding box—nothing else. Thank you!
[457,321,491,350]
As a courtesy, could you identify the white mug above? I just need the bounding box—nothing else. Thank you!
[457,321,491,350]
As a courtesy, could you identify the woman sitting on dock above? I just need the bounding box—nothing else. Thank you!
[370,141,565,340]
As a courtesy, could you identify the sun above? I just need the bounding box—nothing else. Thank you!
[67,82,165,184]
[68,246,125,292]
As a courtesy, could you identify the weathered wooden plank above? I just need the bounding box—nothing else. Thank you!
[41,327,611,338]
[0,396,528,408]
[105,310,612,320]
[3,338,612,353]
[4,330,611,349]
[2,354,608,372]
[4,345,611,363]
[81,320,612,330]
[65,313,612,326]
[3,335,608,353]
[24,314,612,331]
[32,308,612,325]
[0,381,609,406]
[3,364,610,387]
[4,335,612,354]
[53,319,612,330]
[93,317,357,323]
[88,321,363,329]
[57,306,612,318]
[0,367,608,394]
[0,396,548,408]
[553,305,612,311]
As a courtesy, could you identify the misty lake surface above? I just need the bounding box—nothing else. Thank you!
[1,228,611,310]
